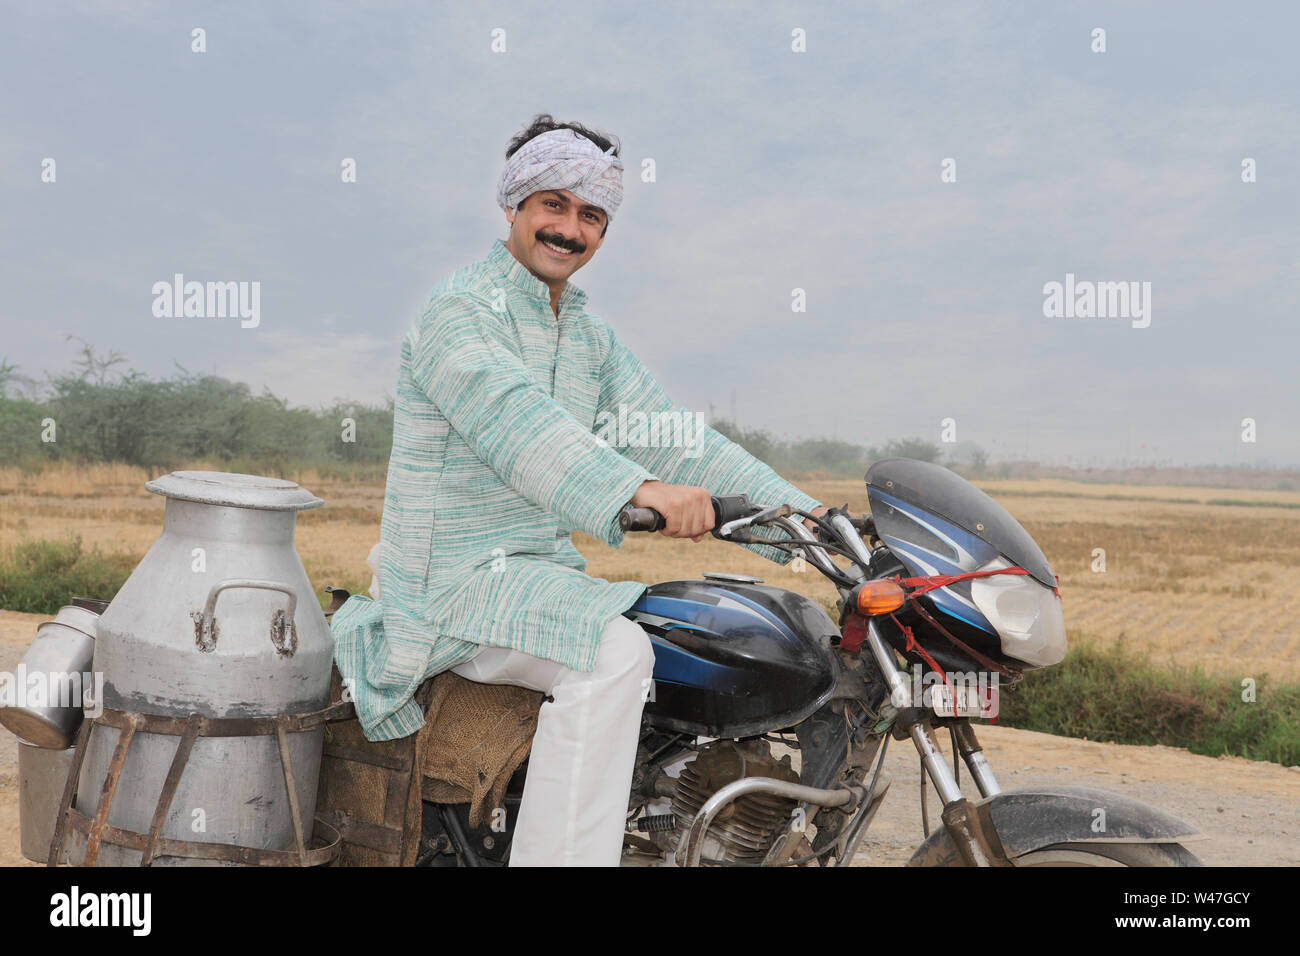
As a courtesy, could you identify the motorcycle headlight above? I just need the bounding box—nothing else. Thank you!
[969,561,1067,667]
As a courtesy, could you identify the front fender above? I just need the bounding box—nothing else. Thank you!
[907,786,1203,865]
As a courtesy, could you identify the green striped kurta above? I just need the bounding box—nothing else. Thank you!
[330,239,823,741]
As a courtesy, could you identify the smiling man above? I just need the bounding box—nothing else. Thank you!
[330,114,826,866]
[507,188,607,311]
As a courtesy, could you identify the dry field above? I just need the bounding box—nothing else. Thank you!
[3,463,1300,867]
[3,464,1298,683]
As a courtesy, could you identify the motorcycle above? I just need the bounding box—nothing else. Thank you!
[415,457,1204,867]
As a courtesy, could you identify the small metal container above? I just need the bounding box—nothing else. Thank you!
[0,605,99,749]
[19,741,80,863]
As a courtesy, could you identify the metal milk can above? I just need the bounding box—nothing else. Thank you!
[0,603,99,749]
[70,471,333,866]
[19,741,77,863]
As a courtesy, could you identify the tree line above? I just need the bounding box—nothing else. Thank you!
[0,343,953,478]
[0,343,392,472]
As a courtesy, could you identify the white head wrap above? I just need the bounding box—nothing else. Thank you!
[496,127,624,224]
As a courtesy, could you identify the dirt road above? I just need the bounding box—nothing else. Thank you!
[2,608,1297,867]
[852,722,1300,866]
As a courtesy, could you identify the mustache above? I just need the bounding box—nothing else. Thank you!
[536,231,584,254]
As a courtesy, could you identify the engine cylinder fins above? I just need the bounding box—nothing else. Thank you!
[670,739,799,865]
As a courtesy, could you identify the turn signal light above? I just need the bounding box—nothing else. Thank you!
[855,580,906,616]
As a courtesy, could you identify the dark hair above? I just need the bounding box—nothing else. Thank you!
[505,113,620,236]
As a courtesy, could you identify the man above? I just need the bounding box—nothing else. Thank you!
[331,114,826,866]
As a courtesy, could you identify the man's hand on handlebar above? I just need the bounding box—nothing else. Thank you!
[631,480,714,542]
[804,505,829,536]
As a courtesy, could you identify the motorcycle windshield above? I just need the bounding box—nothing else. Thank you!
[866,458,1057,588]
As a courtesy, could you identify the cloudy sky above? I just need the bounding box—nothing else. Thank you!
[2,1,1296,468]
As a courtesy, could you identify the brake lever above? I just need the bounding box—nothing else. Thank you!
[716,503,792,539]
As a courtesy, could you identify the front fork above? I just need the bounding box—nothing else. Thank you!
[863,618,1012,866]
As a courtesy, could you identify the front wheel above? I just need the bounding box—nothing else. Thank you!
[1012,842,1203,867]
[909,837,1203,867]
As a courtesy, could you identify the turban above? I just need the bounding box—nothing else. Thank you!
[496,128,624,224]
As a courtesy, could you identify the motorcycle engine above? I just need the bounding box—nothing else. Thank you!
[665,739,800,865]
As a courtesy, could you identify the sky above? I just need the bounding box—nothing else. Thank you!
[1,1,1296,469]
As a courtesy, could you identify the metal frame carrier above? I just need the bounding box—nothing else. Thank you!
[48,700,357,867]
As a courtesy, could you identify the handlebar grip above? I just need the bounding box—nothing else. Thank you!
[619,494,755,534]
[619,507,665,533]
[710,493,755,525]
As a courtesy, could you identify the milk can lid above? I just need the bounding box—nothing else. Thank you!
[145,471,324,511]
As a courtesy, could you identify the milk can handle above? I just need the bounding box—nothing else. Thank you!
[192,579,299,656]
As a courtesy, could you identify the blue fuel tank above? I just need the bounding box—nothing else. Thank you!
[624,578,839,739]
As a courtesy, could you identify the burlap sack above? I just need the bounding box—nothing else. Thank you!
[419,672,543,828]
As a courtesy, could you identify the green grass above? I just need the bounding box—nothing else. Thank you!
[0,535,137,614]
[0,538,363,616]
[996,636,1300,767]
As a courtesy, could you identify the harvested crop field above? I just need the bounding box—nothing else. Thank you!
[8,466,1294,681]
[2,464,1298,866]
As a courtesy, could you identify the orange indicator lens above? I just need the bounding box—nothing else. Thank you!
[855,580,906,616]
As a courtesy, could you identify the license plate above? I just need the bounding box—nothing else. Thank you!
[926,682,998,719]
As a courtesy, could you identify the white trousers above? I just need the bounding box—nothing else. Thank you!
[450,615,655,866]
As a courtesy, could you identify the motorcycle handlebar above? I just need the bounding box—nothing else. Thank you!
[619,493,757,534]
[619,506,665,533]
